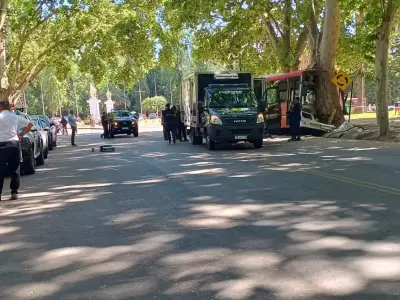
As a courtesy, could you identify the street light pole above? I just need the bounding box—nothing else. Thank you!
[40,82,45,115]
[123,83,127,109]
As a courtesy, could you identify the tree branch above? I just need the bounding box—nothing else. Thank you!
[264,8,283,37]
[295,29,308,62]
[265,21,279,51]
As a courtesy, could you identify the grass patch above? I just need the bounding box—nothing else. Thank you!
[349,111,398,120]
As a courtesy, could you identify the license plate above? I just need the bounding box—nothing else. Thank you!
[235,135,247,140]
[122,127,129,130]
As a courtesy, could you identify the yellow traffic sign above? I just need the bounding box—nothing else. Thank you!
[332,71,352,90]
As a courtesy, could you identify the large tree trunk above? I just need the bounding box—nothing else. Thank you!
[0,0,8,101]
[316,0,343,125]
[375,4,395,136]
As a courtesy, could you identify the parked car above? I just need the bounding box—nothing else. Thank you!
[32,115,57,150]
[14,111,45,175]
[32,119,49,160]
[109,109,139,138]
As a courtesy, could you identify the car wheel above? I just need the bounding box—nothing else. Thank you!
[253,139,263,149]
[48,137,54,150]
[36,147,45,166]
[134,129,139,137]
[44,146,49,159]
[23,149,36,175]
[110,132,115,139]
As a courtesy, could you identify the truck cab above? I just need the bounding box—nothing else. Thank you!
[181,72,265,150]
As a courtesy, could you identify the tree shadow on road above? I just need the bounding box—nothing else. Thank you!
[0,133,400,299]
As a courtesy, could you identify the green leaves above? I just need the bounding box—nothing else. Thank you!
[142,95,167,112]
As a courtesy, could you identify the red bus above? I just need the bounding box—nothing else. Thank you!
[254,69,335,133]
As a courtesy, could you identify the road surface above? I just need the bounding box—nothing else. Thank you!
[1,125,400,300]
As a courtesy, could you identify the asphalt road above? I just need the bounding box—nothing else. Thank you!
[1,125,400,300]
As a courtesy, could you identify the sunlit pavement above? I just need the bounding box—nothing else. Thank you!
[1,124,400,300]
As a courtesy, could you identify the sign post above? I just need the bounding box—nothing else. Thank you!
[331,71,353,121]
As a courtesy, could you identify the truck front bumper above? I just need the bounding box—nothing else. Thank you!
[208,124,265,143]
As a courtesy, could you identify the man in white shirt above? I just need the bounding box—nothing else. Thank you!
[68,110,78,146]
[0,100,33,201]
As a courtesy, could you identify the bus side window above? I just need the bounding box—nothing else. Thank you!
[265,88,278,105]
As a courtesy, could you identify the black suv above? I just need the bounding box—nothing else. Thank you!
[109,110,139,138]
[15,111,45,174]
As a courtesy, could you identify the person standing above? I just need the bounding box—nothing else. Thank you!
[163,104,177,144]
[175,105,188,142]
[288,97,302,141]
[100,112,109,139]
[68,110,78,146]
[161,104,168,140]
[0,100,33,201]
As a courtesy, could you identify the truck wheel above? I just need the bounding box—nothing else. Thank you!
[134,128,139,137]
[196,136,203,145]
[36,147,45,165]
[190,128,197,145]
[206,137,216,150]
[110,132,115,139]
[23,149,36,175]
[253,139,263,149]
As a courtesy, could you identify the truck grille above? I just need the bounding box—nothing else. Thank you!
[229,129,252,135]
[119,121,130,126]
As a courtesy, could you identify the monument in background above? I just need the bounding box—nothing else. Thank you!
[87,83,101,122]
[105,89,115,113]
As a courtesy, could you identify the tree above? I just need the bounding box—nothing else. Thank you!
[4,0,165,105]
[142,96,167,113]
[374,0,400,135]
[315,0,344,124]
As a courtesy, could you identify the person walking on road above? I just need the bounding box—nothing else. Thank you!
[0,100,33,201]
[163,103,177,144]
[60,116,68,135]
[68,110,78,146]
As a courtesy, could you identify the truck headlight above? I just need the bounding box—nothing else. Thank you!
[113,121,118,127]
[256,113,264,123]
[210,115,222,125]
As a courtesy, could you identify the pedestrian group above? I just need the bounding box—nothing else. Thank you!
[161,103,187,144]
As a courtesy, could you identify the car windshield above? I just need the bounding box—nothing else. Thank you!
[32,120,41,128]
[207,89,258,108]
[113,111,131,118]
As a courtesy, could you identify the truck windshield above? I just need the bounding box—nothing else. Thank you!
[208,89,258,108]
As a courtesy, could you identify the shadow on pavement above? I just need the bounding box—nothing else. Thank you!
[0,132,400,299]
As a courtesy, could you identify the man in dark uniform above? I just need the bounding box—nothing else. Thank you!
[175,105,188,141]
[163,103,177,144]
[288,97,302,141]
[100,112,109,139]
[0,100,33,201]
[161,104,168,140]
